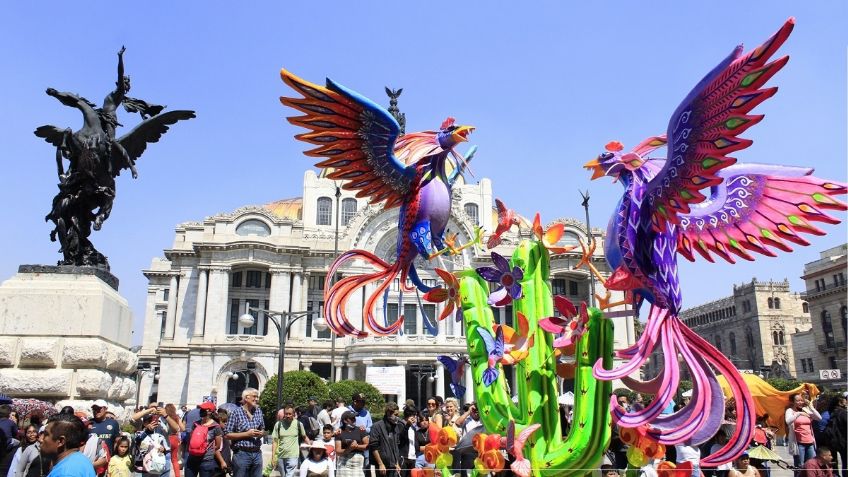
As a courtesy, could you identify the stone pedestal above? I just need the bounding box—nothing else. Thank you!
[0,267,137,407]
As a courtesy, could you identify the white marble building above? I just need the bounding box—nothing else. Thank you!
[138,170,633,406]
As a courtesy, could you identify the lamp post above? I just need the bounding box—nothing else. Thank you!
[409,364,436,409]
[239,307,326,411]
[330,182,341,383]
[579,190,596,307]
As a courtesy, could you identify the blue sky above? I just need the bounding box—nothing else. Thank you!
[1,2,845,344]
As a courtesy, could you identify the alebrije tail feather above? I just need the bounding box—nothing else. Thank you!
[324,249,405,337]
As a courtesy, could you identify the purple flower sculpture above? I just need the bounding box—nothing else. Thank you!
[476,252,523,307]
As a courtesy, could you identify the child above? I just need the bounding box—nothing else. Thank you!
[108,436,132,477]
[313,425,336,465]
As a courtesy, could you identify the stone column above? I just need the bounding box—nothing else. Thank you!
[164,275,179,340]
[193,268,209,337]
[346,364,356,380]
[464,365,474,402]
[204,267,230,338]
[269,269,291,344]
[396,360,407,405]
[291,271,303,337]
[300,272,311,336]
[435,361,445,398]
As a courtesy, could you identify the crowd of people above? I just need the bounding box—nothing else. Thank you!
[607,391,846,477]
[0,388,842,477]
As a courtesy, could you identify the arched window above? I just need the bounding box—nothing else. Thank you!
[464,203,479,225]
[767,297,774,309]
[729,332,737,356]
[316,197,332,225]
[715,335,723,352]
[772,331,779,345]
[341,198,357,225]
[821,310,836,348]
[774,297,781,309]
[236,219,271,237]
[778,331,785,345]
[802,302,809,313]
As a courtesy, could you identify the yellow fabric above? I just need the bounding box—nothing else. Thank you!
[716,374,820,436]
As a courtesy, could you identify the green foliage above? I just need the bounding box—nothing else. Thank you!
[765,378,801,392]
[259,371,329,428]
[328,380,386,419]
[679,380,693,393]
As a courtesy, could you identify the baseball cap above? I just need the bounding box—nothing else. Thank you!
[351,393,366,402]
[199,402,216,412]
[740,452,750,458]
[91,399,109,410]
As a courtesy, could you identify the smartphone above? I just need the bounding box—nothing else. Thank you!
[158,402,164,407]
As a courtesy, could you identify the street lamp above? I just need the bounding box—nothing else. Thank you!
[409,364,436,408]
[239,307,324,411]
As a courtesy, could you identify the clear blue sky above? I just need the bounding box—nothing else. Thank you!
[2,2,845,344]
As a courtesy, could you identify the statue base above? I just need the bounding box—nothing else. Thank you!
[0,266,136,410]
[18,264,119,291]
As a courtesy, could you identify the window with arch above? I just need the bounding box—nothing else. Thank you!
[317,197,332,225]
[464,203,479,225]
[729,332,737,356]
[341,198,357,225]
[821,310,836,348]
[778,330,784,345]
[774,297,781,309]
[802,302,809,313]
[236,219,271,237]
[767,297,774,309]
[745,328,755,348]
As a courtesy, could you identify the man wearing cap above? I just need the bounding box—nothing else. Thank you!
[90,400,120,451]
[224,388,264,477]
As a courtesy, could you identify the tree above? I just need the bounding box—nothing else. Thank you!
[328,380,386,420]
[259,371,329,429]
[765,378,801,392]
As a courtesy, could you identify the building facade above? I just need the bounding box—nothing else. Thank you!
[798,244,847,389]
[644,278,811,380]
[138,170,633,406]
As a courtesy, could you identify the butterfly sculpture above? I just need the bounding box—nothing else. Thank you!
[494,312,534,365]
[436,355,469,398]
[477,327,504,386]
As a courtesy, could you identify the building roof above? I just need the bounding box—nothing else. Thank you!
[263,197,302,220]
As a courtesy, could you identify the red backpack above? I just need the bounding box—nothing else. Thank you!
[188,423,217,457]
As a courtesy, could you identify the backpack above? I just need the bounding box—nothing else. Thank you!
[305,416,321,440]
[94,439,111,476]
[188,423,217,457]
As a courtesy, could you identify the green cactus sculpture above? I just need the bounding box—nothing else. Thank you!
[459,239,614,476]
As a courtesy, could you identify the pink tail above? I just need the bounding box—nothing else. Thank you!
[324,249,405,337]
[593,305,755,466]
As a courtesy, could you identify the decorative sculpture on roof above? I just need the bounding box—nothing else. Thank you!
[35,47,195,269]
[581,18,847,465]
[280,70,480,337]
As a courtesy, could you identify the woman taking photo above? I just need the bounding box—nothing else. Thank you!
[299,442,333,477]
[785,393,821,474]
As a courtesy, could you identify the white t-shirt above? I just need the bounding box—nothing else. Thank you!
[317,409,332,426]
[674,444,700,465]
[407,427,416,460]
[330,407,346,430]
[299,458,334,477]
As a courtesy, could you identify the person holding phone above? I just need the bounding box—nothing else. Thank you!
[786,393,822,475]
[224,389,264,477]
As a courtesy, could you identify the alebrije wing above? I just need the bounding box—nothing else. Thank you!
[477,328,495,355]
[515,311,529,337]
[505,421,515,457]
[493,327,505,360]
[677,163,847,264]
[280,69,416,209]
[437,355,458,374]
[645,19,795,231]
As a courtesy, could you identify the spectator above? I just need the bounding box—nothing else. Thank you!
[454,404,481,477]
[826,396,846,477]
[215,409,231,475]
[609,396,630,473]
[335,412,368,477]
[729,452,760,477]
[313,425,336,466]
[424,399,441,427]
[298,442,333,477]
[709,430,731,477]
[398,408,418,476]
[41,414,93,477]
[163,404,185,477]
[369,403,402,477]
[182,405,202,464]
[272,407,309,477]
[107,436,132,477]
[632,394,645,412]
[297,406,320,442]
[786,393,822,473]
[412,414,431,471]
[11,425,39,477]
[224,388,265,477]
[674,441,701,477]
[316,402,333,429]
[88,401,119,451]
[184,402,226,477]
[330,400,346,431]
[135,415,171,477]
[0,405,19,448]
[79,419,108,477]
[441,399,462,440]
[600,464,621,477]
[803,447,833,477]
[306,399,321,421]
[347,394,372,472]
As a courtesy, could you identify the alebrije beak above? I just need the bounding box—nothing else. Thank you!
[584,158,605,180]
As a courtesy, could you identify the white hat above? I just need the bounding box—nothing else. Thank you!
[91,399,109,410]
